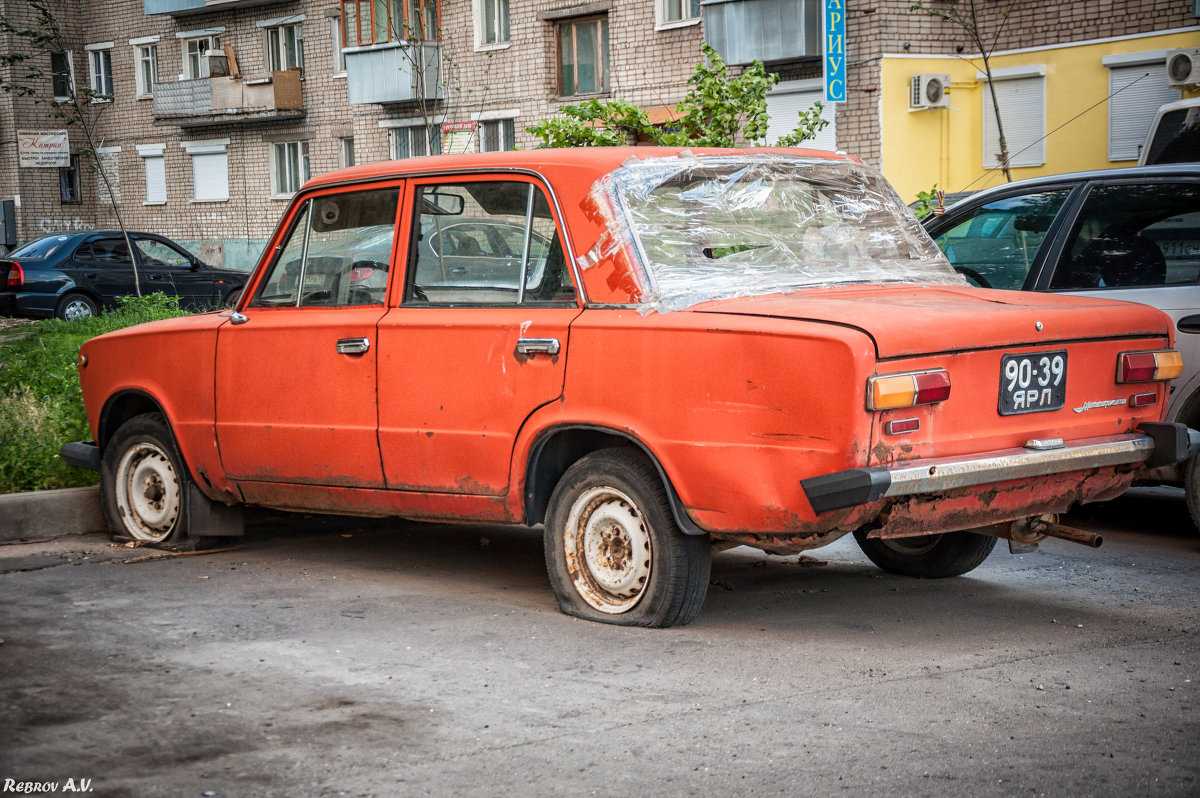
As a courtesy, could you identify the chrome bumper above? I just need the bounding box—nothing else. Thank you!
[801,422,1195,515]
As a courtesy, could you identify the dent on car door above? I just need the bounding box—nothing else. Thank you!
[931,188,1073,290]
[214,184,402,491]
[377,177,582,496]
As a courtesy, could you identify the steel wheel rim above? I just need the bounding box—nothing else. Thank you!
[563,485,651,614]
[881,534,942,556]
[63,298,94,320]
[115,442,181,542]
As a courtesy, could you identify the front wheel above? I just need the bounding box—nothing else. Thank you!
[100,413,189,544]
[853,528,996,578]
[544,449,711,627]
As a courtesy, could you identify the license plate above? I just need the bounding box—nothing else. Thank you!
[999,350,1067,415]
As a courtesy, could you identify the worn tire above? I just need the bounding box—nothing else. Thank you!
[56,293,98,321]
[544,449,711,627]
[853,528,997,578]
[1184,452,1200,534]
[100,413,189,545]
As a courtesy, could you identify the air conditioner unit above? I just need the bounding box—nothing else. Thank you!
[1165,48,1200,89]
[910,73,951,109]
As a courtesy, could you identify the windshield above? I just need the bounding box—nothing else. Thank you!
[599,154,963,313]
[11,235,73,260]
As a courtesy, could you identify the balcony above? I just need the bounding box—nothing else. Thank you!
[144,0,293,16]
[345,43,443,105]
[701,0,820,66]
[153,71,304,128]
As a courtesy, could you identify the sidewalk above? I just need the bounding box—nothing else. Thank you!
[0,486,105,542]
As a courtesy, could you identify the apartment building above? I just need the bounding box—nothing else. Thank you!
[0,0,1196,265]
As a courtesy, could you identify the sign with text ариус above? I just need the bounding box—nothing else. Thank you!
[823,0,846,103]
[18,130,69,168]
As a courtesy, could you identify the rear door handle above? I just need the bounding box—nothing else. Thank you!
[83,272,97,279]
[516,337,560,356]
[1178,314,1200,334]
[336,337,371,355]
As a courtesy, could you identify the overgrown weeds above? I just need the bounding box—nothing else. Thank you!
[0,293,189,493]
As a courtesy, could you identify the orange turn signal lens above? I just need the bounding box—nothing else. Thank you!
[1117,350,1182,383]
[867,369,951,410]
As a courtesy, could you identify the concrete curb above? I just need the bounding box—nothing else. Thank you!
[0,486,105,542]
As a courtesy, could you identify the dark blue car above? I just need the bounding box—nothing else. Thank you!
[0,231,247,320]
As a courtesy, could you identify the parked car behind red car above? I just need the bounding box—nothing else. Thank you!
[64,148,1194,627]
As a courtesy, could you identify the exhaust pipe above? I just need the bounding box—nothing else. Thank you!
[1007,516,1102,549]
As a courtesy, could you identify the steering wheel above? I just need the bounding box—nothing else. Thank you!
[954,265,991,288]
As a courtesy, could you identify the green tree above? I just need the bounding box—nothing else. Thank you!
[528,43,829,149]
[0,0,140,293]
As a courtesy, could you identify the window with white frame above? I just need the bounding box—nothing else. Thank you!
[479,118,514,152]
[981,68,1046,170]
[330,16,346,74]
[339,136,356,167]
[266,22,304,72]
[139,145,166,204]
[477,0,509,46]
[659,0,700,27]
[50,51,73,100]
[87,45,113,99]
[134,43,158,97]
[388,124,442,159]
[271,141,310,196]
[184,35,222,79]
[1105,55,1181,162]
[183,139,229,202]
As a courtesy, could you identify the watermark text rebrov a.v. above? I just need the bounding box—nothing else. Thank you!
[3,779,93,793]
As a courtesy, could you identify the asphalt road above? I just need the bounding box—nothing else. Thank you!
[1,489,1197,798]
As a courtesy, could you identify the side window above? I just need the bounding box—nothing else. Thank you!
[78,238,132,267]
[251,187,400,308]
[134,239,192,269]
[407,181,576,305]
[1050,183,1200,290]
[932,189,1070,290]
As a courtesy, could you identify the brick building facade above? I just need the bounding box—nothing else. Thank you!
[0,0,1196,266]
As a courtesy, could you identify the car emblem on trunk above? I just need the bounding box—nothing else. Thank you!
[1073,398,1126,413]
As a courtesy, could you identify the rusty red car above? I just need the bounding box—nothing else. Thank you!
[63,148,1194,627]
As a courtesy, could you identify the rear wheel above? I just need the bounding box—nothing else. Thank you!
[1184,452,1200,534]
[56,293,98,321]
[101,413,189,545]
[853,528,996,578]
[544,449,711,627]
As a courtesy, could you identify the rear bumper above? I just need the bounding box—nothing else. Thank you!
[802,422,1197,515]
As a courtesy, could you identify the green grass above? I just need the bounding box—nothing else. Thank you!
[0,293,189,494]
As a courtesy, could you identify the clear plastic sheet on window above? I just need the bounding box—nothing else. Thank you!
[585,152,965,314]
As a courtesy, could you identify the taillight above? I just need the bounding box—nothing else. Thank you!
[1117,350,1182,383]
[5,262,22,288]
[867,369,951,410]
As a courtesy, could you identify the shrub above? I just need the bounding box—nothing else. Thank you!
[0,293,188,493]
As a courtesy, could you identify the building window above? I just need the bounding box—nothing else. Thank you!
[271,141,310,196]
[266,22,304,72]
[135,44,158,97]
[388,125,442,159]
[59,155,81,204]
[87,47,113,100]
[184,35,221,79]
[1106,59,1180,162]
[982,71,1045,170]
[50,51,73,100]
[341,0,440,46]
[339,136,356,167]
[184,139,230,201]
[140,149,166,205]
[659,0,700,26]
[557,16,609,97]
[331,17,346,74]
[478,0,509,45]
[479,118,514,152]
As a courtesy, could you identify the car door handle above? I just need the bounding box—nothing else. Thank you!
[148,273,164,280]
[83,272,97,279]
[516,337,560,356]
[1178,315,1200,334]
[336,337,371,355]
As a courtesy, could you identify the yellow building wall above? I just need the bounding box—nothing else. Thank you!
[881,30,1200,203]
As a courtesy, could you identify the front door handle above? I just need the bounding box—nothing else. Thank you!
[1178,314,1200,334]
[516,337,560,356]
[336,337,371,355]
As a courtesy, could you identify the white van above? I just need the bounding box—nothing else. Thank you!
[1139,96,1200,166]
